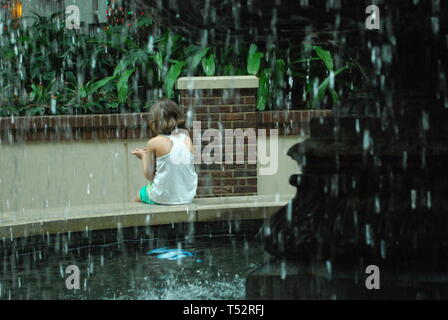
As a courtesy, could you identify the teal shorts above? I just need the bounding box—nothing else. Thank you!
[139,182,158,205]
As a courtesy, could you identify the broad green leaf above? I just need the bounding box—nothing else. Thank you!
[329,88,340,105]
[256,68,271,111]
[184,44,200,57]
[257,94,267,111]
[115,50,149,77]
[247,44,263,75]
[248,44,258,57]
[202,53,216,76]
[312,65,347,108]
[248,52,263,75]
[164,61,185,98]
[274,59,286,88]
[153,51,163,75]
[79,85,87,99]
[128,49,150,66]
[186,47,210,72]
[88,76,116,94]
[166,33,182,56]
[313,46,334,71]
[117,68,135,103]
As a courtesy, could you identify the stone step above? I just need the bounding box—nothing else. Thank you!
[0,195,292,239]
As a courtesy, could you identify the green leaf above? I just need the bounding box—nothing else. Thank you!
[311,65,347,108]
[313,46,334,71]
[274,59,286,88]
[257,68,271,111]
[186,47,210,73]
[329,88,340,105]
[79,85,87,99]
[117,68,135,103]
[247,44,263,75]
[164,61,185,98]
[202,53,216,76]
[88,76,116,94]
[153,51,164,76]
[248,44,258,57]
[115,49,149,76]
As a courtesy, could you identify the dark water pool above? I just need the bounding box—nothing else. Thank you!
[0,234,268,300]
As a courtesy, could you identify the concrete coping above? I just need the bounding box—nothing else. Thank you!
[176,75,259,90]
[0,194,293,239]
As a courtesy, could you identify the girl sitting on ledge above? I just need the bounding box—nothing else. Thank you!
[131,98,197,205]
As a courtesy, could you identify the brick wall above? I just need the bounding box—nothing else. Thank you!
[178,86,332,198]
[179,88,258,198]
[0,113,150,143]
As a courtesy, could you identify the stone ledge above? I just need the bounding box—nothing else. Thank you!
[176,76,259,90]
[0,194,292,239]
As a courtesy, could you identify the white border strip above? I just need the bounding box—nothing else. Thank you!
[176,76,259,90]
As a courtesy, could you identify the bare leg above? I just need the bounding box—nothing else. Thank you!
[132,191,141,202]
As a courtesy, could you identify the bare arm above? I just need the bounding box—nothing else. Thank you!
[131,139,157,181]
[141,147,156,181]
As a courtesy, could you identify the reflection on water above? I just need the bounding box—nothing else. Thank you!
[0,235,268,300]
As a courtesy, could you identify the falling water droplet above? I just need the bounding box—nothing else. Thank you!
[374,196,381,214]
[380,240,387,259]
[431,17,439,35]
[402,151,408,170]
[363,130,371,150]
[411,189,417,209]
[365,224,373,246]
[325,260,332,280]
[280,260,286,280]
[286,200,292,224]
[50,97,57,114]
[422,111,429,131]
[147,35,154,52]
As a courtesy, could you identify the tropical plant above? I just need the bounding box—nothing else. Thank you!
[0,12,358,117]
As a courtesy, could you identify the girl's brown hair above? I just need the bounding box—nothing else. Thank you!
[148,98,186,136]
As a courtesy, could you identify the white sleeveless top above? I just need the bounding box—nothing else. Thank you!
[149,132,198,204]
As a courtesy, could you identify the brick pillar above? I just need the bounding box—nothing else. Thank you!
[176,76,259,198]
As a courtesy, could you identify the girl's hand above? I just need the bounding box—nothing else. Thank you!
[131,148,149,159]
